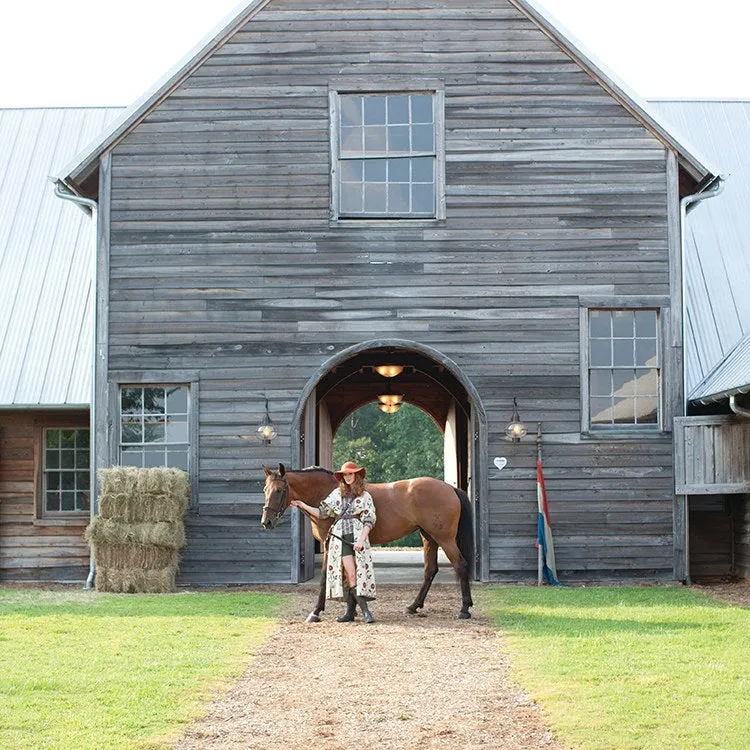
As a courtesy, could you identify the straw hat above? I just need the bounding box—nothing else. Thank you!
[333,460,367,481]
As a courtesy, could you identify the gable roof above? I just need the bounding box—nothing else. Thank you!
[650,99,750,403]
[56,0,719,196]
[0,107,122,408]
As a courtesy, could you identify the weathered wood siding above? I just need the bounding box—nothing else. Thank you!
[106,0,680,583]
[0,412,90,582]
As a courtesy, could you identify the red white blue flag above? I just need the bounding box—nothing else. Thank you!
[536,457,561,585]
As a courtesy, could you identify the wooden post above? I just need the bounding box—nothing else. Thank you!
[537,422,543,586]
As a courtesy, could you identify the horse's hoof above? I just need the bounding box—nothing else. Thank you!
[363,612,375,624]
[405,605,419,615]
[458,611,471,620]
[305,612,322,623]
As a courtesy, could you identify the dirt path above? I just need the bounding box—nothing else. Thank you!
[172,583,562,750]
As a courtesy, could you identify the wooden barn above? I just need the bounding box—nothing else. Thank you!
[3,0,745,585]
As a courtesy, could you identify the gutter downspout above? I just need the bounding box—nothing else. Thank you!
[678,173,725,586]
[729,394,750,418]
[53,182,99,590]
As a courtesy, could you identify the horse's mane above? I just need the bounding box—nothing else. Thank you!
[295,465,334,478]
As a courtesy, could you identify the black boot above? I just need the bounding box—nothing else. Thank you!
[356,595,375,624]
[337,589,357,622]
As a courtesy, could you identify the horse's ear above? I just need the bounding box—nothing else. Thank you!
[262,465,272,477]
[278,463,286,476]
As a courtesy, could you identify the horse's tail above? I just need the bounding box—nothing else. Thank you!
[454,487,475,575]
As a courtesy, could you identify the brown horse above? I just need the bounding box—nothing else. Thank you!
[261,464,474,620]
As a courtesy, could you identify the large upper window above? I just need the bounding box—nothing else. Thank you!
[332,91,441,219]
[119,386,189,470]
[43,428,90,513]
[587,309,660,429]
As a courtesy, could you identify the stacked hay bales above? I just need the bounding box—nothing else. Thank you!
[85,466,189,593]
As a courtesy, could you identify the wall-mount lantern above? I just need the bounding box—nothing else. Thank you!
[505,397,528,442]
[256,398,278,444]
[374,364,404,378]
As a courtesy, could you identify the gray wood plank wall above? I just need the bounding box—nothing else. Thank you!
[0,412,90,582]
[105,0,680,584]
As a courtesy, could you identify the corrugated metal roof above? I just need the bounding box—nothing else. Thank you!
[0,107,122,407]
[690,332,750,404]
[56,0,719,196]
[650,100,750,402]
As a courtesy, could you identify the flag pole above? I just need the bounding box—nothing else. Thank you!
[536,422,543,586]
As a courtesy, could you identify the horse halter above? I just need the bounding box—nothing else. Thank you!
[263,476,289,522]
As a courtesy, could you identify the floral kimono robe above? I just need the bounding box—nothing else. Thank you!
[320,488,377,601]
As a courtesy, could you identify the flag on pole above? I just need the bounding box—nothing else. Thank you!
[536,456,561,585]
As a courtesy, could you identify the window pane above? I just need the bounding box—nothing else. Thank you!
[61,492,75,511]
[635,310,657,337]
[590,370,611,397]
[167,387,188,414]
[590,397,612,425]
[121,421,143,444]
[364,126,387,152]
[46,430,60,448]
[78,431,90,450]
[341,126,363,152]
[61,473,75,491]
[168,449,189,471]
[411,124,434,152]
[46,492,60,512]
[636,338,657,367]
[612,310,634,337]
[613,339,634,366]
[590,339,611,367]
[388,158,409,183]
[388,183,410,213]
[120,447,143,467]
[364,159,386,182]
[387,125,409,152]
[364,183,387,213]
[143,388,165,414]
[387,95,409,124]
[613,369,634,395]
[76,449,89,469]
[634,369,657,396]
[144,417,165,443]
[47,473,60,491]
[77,471,90,490]
[121,388,142,414]
[340,95,362,127]
[166,418,188,443]
[612,396,634,424]
[340,160,363,182]
[411,183,434,214]
[635,397,658,424]
[411,156,433,183]
[60,450,75,469]
[77,491,90,512]
[145,449,165,468]
[589,311,611,338]
[340,185,363,214]
[363,96,386,125]
[46,450,59,469]
[411,95,433,123]
[60,430,76,448]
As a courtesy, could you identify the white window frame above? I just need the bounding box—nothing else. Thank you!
[40,427,91,516]
[329,79,445,222]
[580,303,668,436]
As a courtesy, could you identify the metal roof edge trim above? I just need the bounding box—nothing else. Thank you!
[0,404,90,411]
[689,332,750,404]
[511,0,721,184]
[55,0,273,193]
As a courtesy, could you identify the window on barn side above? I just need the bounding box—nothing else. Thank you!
[43,428,90,514]
[330,90,444,220]
[586,310,660,430]
[118,385,190,470]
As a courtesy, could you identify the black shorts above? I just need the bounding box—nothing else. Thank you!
[340,532,355,557]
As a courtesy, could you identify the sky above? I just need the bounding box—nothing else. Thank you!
[0,0,748,108]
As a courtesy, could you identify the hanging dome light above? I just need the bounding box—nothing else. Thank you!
[377,394,404,406]
[374,364,404,378]
[378,403,401,414]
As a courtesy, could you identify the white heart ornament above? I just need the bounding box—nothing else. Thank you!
[493,457,507,471]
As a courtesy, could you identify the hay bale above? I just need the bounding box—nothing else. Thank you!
[85,519,186,550]
[97,466,188,522]
[95,565,178,594]
[93,544,179,570]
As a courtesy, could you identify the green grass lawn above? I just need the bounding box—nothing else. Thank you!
[479,585,750,750]
[0,589,286,750]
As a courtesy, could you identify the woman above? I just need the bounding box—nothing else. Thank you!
[291,460,377,623]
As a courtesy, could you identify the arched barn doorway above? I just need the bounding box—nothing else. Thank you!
[290,341,486,583]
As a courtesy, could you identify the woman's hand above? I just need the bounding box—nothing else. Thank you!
[353,538,365,552]
[290,499,301,508]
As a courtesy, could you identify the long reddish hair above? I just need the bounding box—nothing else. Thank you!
[339,474,366,498]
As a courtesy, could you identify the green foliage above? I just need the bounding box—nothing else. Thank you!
[479,586,750,750]
[0,590,285,750]
[333,402,443,547]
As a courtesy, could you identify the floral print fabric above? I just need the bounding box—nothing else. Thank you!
[320,489,377,601]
